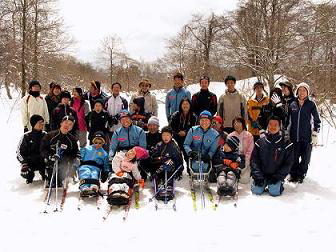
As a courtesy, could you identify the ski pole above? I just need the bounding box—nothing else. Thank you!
[43,165,56,213]
[164,166,168,205]
[199,159,206,209]
[54,142,60,212]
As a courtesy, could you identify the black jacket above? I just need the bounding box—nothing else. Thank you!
[251,132,293,181]
[151,140,183,171]
[40,130,78,160]
[17,130,47,164]
[85,110,111,140]
[45,94,60,119]
[288,97,321,143]
[257,101,287,130]
[169,111,197,146]
[84,91,109,109]
[282,95,296,128]
[51,104,79,134]
[192,89,217,116]
[146,131,162,155]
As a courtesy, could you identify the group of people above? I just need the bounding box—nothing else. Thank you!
[16,72,321,205]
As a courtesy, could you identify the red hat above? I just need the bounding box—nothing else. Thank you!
[213,115,223,125]
[133,146,149,160]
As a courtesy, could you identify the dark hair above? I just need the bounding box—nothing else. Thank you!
[232,116,247,131]
[224,75,236,84]
[161,126,173,135]
[270,87,282,98]
[71,87,85,110]
[111,82,122,89]
[178,97,192,114]
[173,73,184,80]
[267,115,281,126]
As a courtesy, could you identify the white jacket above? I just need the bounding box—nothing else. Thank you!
[21,94,49,130]
[106,95,127,132]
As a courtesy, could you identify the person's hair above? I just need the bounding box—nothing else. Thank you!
[179,97,193,114]
[267,115,281,126]
[224,75,236,84]
[71,87,85,110]
[232,116,247,131]
[111,82,122,89]
[173,72,184,80]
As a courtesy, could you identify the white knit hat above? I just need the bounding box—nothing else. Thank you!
[148,116,160,127]
[296,82,310,96]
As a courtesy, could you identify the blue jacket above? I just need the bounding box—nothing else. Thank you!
[288,98,321,143]
[80,145,110,173]
[109,125,147,158]
[165,87,191,120]
[183,126,219,158]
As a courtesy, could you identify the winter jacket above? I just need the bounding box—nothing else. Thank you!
[17,130,47,164]
[151,140,183,171]
[282,95,295,129]
[45,94,61,119]
[51,104,79,134]
[257,101,287,131]
[184,126,219,158]
[217,90,247,128]
[85,110,111,140]
[247,95,269,136]
[131,111,152,131]
[169,111,198,146]
[191,89,217,116]
[146,132,162,155]
[165,87,191,120]
[251,132,293,181]
[213,150,245,177]
[21,93,50,130]
[228,131,254,164]
[109,125,147,158]
[83,90,109,109]
[80,145,110,173]
[130,91,158,116]
[287,97,321,143]
[40,130,79,160]
[112,151,141,180]
[71,98,90,131]
[105,94,128,132]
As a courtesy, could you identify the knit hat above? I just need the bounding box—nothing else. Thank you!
[173,73,184,80]
[92,131,106,144]
[30,114,44,129]
[139,79,151,88]
[61,115,75,123]
[253,81,264,90]
[133,146,149,160]
[73,87,83,96]
[148,116,160,127]
[226,136,240,152]
[212,115,223,125]
[90,80,101,90]
[29,80,41,90]
[296,82,310,96]
[161,126,173,135]
[199,110,213,120]
[93,99,104,106]
[119,110,131,119]
[200,75,210,83]
[60,91,71,100]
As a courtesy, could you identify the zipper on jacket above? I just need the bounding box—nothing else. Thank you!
[297,102,302,142]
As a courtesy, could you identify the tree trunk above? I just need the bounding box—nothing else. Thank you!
[21,0,27,98]
[33,0,39,80]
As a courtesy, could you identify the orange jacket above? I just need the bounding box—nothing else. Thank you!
[247,95,269,136]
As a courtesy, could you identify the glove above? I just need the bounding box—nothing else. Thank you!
[189,151,199,160]
[268,176,279,185]
[20,163,30,179]
[252,121,259,129]
[139,179,145,189]
[201,154,211,163]
[311,131,318,145]
[271,93,282,107]
[223,159,233,166]
[111,116,119,126]
[229,162,239,170]
[164,159,174,168]
[101,172,109,183]
[259,129,266,138]
[254,179,264,187]
[24,127,29,133]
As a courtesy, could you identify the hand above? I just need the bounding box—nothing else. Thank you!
[254,179,264,187]
[201,154,211,163]
[101,172,109,183]
[20,163,30,179]
[223,159,233,166]
[116,171,124,177]
[189,151,199,160]
[24,127,29,133]
[311,131,318,145]
[229,162,239,170]
[178,131,186,137]
[259,130,266,138]
[165,159,174,167]
[271,93,282,107]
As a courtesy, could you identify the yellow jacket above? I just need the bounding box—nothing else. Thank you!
[247,95,269,136]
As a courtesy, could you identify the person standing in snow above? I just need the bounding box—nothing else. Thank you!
[287,83,321,183]
[279,81,296,129]
[165,73,191,121]
[129,79,158,116]
[45,83,62,131]
[21,80,49,132]
[83,80,108,109]
[217,75,247,134]
[191,75,217,116]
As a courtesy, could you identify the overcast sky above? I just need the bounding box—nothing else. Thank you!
[59,0,238,64]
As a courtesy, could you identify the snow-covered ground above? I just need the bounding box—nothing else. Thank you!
[1,78,336,252]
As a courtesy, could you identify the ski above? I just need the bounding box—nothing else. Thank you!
[96,194,103,210]
[123,189,134,222]
[191,188,197,211]
[134,190,140,209]
[214,194,221,208]
[206,187,216,210]
[77,195,84,211]
[59,187,68,211]
[102,206,112,221]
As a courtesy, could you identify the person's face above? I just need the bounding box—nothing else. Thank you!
[148,124,159,134]
[174,78,183,88]
[233,120,243,133]
[267,119,280,135]
[140,83,150,93]
[132,103,140,112]
[181,100,190,113]
[31,85,41,92]
[94,103,103,112]
[34,120,44,131]
[281,86,290,96]
[60,120,74,133]
[200,118,211,130]
[226,80,235,92]
[61,97,70,105]
[212,120,222,131]
[72,89,79,98]
[53,87,61,96]
[162,132,172,144]
[255,86,263,97]
[126,149,136,160]
[224,143,232,152]
[93,138,104,149]
[298,87,308,100]
[121,117,132,128]
[112,85,121,95]
[200,79,209,90]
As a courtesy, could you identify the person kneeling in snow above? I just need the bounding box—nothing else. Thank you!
[251,116,294,197]
[213,136,245,196]
[107,147,147,205]
[78,131,110,196]
[150,126,183,201]
[17,115,47,184]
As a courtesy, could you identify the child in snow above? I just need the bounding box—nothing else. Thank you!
[107,146,147,205]
[78,131,110,196]
[213,135,245,196]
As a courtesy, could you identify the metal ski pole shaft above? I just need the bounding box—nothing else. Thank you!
[164,167,168,205]
[54,142,61,212]
[199,155,205,209]
[42,168,56,214]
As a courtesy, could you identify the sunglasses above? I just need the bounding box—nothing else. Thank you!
[94,141,104,145]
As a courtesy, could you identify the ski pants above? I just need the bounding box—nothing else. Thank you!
[290,141,312,179]
[78,165,100,190]
[251,180,283,197]
[26,160,46,181]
